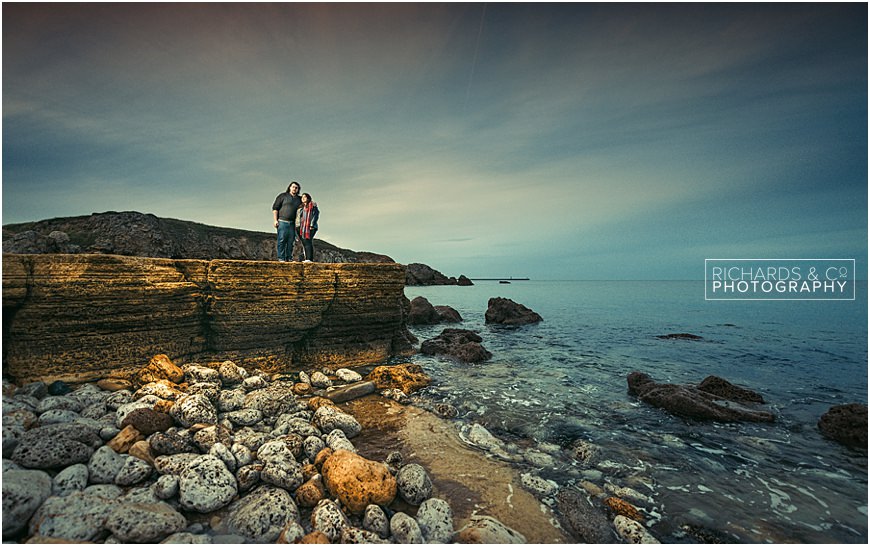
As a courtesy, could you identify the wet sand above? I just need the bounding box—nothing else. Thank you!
[345,396,571,543]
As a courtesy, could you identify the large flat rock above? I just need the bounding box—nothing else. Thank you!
[2,254,413,383]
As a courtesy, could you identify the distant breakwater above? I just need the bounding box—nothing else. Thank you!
[2,254,415,384]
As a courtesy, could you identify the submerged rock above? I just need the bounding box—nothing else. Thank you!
[555,488,615,543]
[420,328,492,363]
[627,372,774,423]
[818,403,868,449]
[655,333,703,341]
[455,515,526,544]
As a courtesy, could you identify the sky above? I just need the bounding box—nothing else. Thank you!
[2,3,867,280]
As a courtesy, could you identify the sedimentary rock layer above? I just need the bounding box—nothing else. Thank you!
[2,254,413,383]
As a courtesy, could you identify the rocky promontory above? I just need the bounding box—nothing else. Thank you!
[405,263,472,287]
[2,211,392,264]
[3,254,414,384]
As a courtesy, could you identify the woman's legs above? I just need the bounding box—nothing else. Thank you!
[301,237,314,261]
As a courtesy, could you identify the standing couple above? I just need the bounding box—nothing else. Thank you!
[272,181,320,262]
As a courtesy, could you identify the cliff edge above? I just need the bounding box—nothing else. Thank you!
[2,254,415,384]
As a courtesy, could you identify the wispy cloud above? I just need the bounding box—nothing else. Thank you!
[3,3,865,278]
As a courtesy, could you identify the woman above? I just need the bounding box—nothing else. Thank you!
[295,192,320,262]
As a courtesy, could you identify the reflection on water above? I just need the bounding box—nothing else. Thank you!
[403,281,868,543]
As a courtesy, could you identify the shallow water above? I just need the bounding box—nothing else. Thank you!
[403,281,868,543]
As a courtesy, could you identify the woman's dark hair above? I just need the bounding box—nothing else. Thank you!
[301,193,312,202]
[287,181,301,193]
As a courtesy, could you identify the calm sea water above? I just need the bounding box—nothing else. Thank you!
[402,281,868,543]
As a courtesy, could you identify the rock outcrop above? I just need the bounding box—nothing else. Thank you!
[818,403,867,449]
[407,296,462,325]
[627,372,775,423]
[2,211,392,264]
[2,254,414,384]
[485,297,543,325]
[405,262,471,286]
[420,329,492,363]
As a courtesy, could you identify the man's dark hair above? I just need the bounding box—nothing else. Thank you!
[287,181,301,193]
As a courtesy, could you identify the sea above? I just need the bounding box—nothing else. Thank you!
[401,280,868,544]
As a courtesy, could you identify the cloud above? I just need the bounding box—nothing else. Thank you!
[3,3,865,278]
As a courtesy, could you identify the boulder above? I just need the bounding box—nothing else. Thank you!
[178,455,238,513]
[313,405,362,438]
[627,372,775,423]
[133,380,186,401]
[457,275,474,286]
[325,429,356,452]
[2,469,52,537]
[454,515,525,544]
[613,515,659,544]
[104,502,187,543]
[416,498,454,543]
[390,512,424,543]
[28,490,117,541]
[295,474,327,508]
[396,463,433,505]
[335,368,363,383]
[697,375,765,404]
[170,394,218,427]
[107,424,146,453]
[484,297,542,325]
[366,364,432,394]
[52,463,90,496]
[11,423,101,469]
[310,499,350,542]
[421,329,492,363]
[115,455,154,486]
[89,445,127,484]
[310,371,333,389]
[408,296,441,325]
[325,381,377,403]
[818,403,868,449]
[150,430,198,456]
[554,488,615,543]
[183,364,221,384]
[435,305,463,323]
[120,407,175,435]
[321,450,398,514]
[219,360,248,386]
[363,504,390,538]
[97,378,133,392]
[134,354,184,386]
[226,485,299,542]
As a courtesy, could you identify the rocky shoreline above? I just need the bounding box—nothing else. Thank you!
[2,356,531,544]
[5,294,866,544]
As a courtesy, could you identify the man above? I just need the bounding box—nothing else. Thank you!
[272,181,302,261]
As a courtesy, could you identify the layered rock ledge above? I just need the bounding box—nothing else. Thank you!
[2,254,414,383]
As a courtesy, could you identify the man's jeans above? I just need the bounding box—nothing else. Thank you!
[276,220,296,261]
